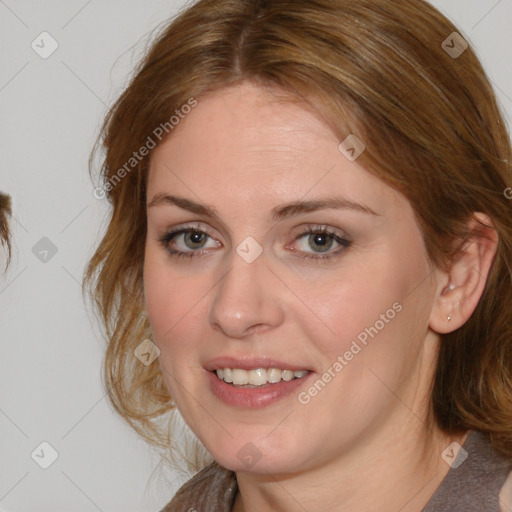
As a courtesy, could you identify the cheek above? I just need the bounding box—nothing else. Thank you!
[143,248,200,348]
[143,246,216,385]
[143,258,172,338]
[143,254,205,404]
[288,257,432,437]
[303,247,430,370]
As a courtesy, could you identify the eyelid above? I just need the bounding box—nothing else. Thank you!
[286,224,351,256]
[160,220,348,240]
[166,222,221,241]
[158,223,352,266]
[290,223,348,238]
[161,223,348,247]
[166,223,221,248]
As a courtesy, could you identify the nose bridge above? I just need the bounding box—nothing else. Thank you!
[208,244,283,338]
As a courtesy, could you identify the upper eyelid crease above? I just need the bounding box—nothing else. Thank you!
[147,194,380,220]
[159,225,350,261]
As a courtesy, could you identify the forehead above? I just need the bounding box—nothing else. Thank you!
[147,83,405,219]
[156,84,336,159]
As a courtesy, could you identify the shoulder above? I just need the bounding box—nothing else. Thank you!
[423,431,512,512]
[160,461,238,512]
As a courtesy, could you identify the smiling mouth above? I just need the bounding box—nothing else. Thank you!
[214,368,310,387]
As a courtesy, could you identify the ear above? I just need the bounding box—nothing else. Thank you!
[429,213,498,334]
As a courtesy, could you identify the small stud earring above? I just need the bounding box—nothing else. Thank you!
[443,283,456,295]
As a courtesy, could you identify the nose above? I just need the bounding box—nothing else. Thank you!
[208,246,285,339]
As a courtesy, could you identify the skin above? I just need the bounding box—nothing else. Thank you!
[143,82,497,511]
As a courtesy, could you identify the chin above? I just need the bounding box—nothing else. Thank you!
[206,434,314,475]
[217,454,301,475]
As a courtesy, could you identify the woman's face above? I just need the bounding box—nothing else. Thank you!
[144,82,441,474]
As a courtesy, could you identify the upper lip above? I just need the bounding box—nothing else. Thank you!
[204,356,312,372]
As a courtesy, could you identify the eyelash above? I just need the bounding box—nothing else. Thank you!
[157,224,352,263]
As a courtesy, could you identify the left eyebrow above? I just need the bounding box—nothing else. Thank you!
[270,197,380,221]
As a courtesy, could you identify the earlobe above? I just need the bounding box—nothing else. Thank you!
[429,213,498,335]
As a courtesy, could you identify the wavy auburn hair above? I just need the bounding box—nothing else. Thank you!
[0,192,12,268]
[84,0,512,468]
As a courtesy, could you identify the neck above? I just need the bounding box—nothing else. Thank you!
[233,421,469,512]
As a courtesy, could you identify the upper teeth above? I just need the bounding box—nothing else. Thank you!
[215,368,309,386]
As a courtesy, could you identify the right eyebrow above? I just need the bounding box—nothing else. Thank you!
[147,194,219,218]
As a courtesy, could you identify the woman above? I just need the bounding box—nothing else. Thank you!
[85,0,512,510]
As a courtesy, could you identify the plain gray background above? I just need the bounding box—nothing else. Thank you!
[1,0,511,510]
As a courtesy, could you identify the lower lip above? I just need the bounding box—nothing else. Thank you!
[206,370,313,408]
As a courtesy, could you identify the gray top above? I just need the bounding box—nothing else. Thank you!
[161,430,512,511]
